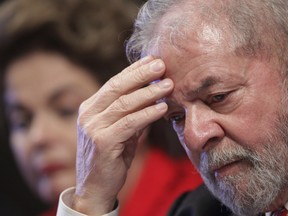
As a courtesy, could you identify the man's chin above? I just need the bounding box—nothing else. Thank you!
[203,173,254,215]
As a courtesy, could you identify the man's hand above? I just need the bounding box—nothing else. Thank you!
[72,56,174,215]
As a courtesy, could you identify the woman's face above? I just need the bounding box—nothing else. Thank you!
[4,51,101,204]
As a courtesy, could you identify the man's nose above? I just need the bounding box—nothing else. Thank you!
[183,102,224,152]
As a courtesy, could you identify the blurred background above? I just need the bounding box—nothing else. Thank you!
[0,0,202,216]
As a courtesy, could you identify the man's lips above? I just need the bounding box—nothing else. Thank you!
[212,159,245,178]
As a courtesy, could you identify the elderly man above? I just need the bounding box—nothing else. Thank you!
[57,0,288,216]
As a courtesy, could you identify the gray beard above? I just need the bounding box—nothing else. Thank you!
[198,115,288,216]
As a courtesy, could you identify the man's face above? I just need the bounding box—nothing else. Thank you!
[150,10,288,215]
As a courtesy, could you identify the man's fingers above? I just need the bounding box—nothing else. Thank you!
[84,57,166,113]
[122,55,155,74]
[100,78,173,124]
[109,102,168,143]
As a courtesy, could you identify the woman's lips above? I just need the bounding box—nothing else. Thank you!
[38,163,66,176]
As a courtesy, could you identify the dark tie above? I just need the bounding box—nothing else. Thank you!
[271,207,288,216]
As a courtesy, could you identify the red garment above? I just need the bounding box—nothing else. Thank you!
[39,205,57,216]
[272,208,288,216]
[119,148,203,216]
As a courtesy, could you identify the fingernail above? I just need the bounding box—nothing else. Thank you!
[159,79,172,88]
[155,102,167,110]
[141,56,153,64]
[150,60,164,72]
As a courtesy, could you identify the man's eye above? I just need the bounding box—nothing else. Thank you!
[168,113,185,125]
[209,93,229,104]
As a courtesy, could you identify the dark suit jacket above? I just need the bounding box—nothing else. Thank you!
[168,184,232,216]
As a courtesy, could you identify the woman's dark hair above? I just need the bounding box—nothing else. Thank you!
[0,0,138,215]
[0,0,138,84]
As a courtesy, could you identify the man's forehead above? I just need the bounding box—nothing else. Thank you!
[148,3,233,60]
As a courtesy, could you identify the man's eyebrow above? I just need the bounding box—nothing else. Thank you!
[188,76,221,97]
[161,76,222,106]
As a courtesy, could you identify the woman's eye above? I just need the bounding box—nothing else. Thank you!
[9,113,32,131]
[57,107,77,118]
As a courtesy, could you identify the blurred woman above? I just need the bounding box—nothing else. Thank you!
[0,0,202,216]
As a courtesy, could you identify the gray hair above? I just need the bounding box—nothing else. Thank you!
[126,0,288,75]
[126,0,177,63]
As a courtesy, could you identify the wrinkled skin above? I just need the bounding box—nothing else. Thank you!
[153,4,288,215]
[73,56,174,215]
